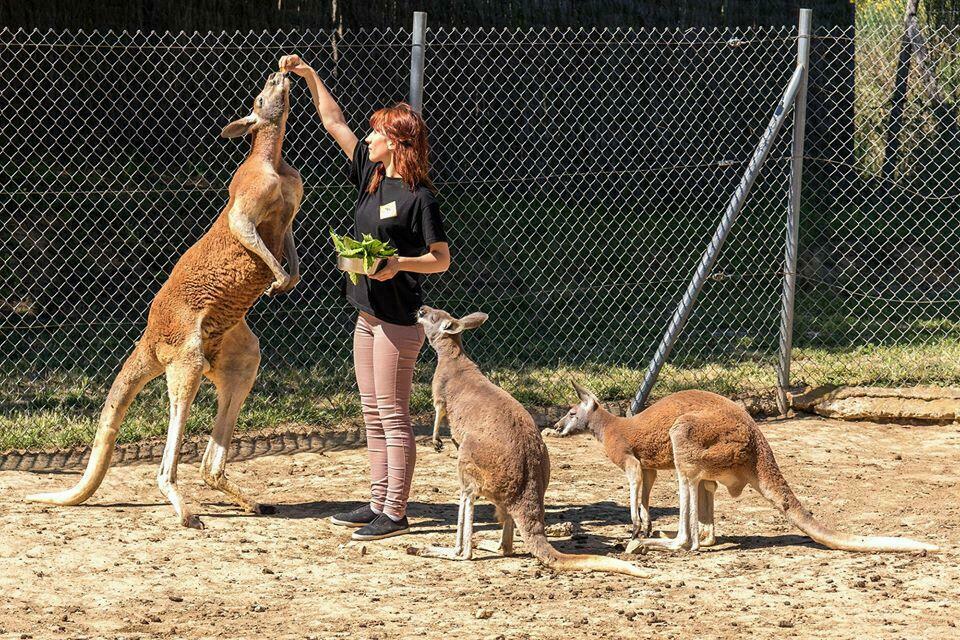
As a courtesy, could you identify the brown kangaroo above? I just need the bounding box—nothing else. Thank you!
[556,383,937,553]
[26,72,304,529]
[413,306,649,577]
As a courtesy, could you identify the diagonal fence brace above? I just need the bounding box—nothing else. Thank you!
[630,62,806,414]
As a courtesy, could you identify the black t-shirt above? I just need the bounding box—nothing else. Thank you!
[344,142,447,325]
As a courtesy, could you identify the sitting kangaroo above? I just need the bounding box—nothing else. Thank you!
[26,72,303,529]
[414,306,649,577]
[557,384,937,553]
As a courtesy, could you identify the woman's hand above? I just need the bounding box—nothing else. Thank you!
[369,257,401,281]
[279,54,312,77]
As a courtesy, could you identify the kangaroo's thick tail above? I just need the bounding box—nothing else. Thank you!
[754,438,937,553]
[25,345,161,506]
[514,511,650,577]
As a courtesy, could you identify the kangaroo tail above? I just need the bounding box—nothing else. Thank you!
[754,437,937,553]
[25,345,161,506]
[515,512,650,578]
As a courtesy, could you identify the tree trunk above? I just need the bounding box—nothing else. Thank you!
[882,0,919,181]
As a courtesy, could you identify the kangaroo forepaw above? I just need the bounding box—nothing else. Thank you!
[266,273,293,297]
[433,438,444,452]
[182,513,205,530]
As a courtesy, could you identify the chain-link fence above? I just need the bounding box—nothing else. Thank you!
[794,3,960,391]
[2,7,959,449]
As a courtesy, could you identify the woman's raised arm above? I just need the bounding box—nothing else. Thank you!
[279,54,358,158]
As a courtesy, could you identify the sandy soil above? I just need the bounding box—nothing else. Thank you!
[1,416,958,640]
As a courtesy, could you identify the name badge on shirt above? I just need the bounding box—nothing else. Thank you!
[379,201,398,219]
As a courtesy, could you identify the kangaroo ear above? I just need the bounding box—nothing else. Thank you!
[442,312,488,335]
[220,113,259,138]
[571,379,598,408]
[440,319,462,335]
[459,312,488,330]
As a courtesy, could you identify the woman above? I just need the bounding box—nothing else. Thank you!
[278,55,450,540]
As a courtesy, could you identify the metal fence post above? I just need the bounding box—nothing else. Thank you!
[629,63,806,415]
[409,11,427,112]
[776,8,812,416]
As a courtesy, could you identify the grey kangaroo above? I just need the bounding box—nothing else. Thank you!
[413,306,650,576]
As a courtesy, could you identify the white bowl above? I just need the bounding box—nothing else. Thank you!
[337,255,384,276]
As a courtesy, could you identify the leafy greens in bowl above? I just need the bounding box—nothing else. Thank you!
[330,228,398,284]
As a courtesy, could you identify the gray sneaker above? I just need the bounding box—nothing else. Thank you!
[330,504,379,528]
[351,514,410,540]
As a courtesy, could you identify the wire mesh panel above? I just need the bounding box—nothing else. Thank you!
[794,10,960,390]
[425,26,798,406]
[0,27,414,445]
[1,16,959,450]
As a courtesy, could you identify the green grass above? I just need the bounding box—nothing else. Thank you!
[4,336,959,452]
[791,338,960,387]
[0,364,362,452]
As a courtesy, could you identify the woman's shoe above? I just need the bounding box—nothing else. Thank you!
[351,514,410,540]
[330,504,379,528]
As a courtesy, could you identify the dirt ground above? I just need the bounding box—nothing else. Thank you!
[1,415,958,640]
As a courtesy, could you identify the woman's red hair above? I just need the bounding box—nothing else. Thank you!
[367,102,435,194]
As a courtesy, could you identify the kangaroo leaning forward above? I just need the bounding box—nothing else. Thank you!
[556,384,937,553]
[26,72,304,529]
[414,306,649,577]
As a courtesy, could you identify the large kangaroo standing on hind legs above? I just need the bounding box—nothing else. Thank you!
[26,72,304,529]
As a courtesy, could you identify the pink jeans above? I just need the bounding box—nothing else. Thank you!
[353,312,425,519]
